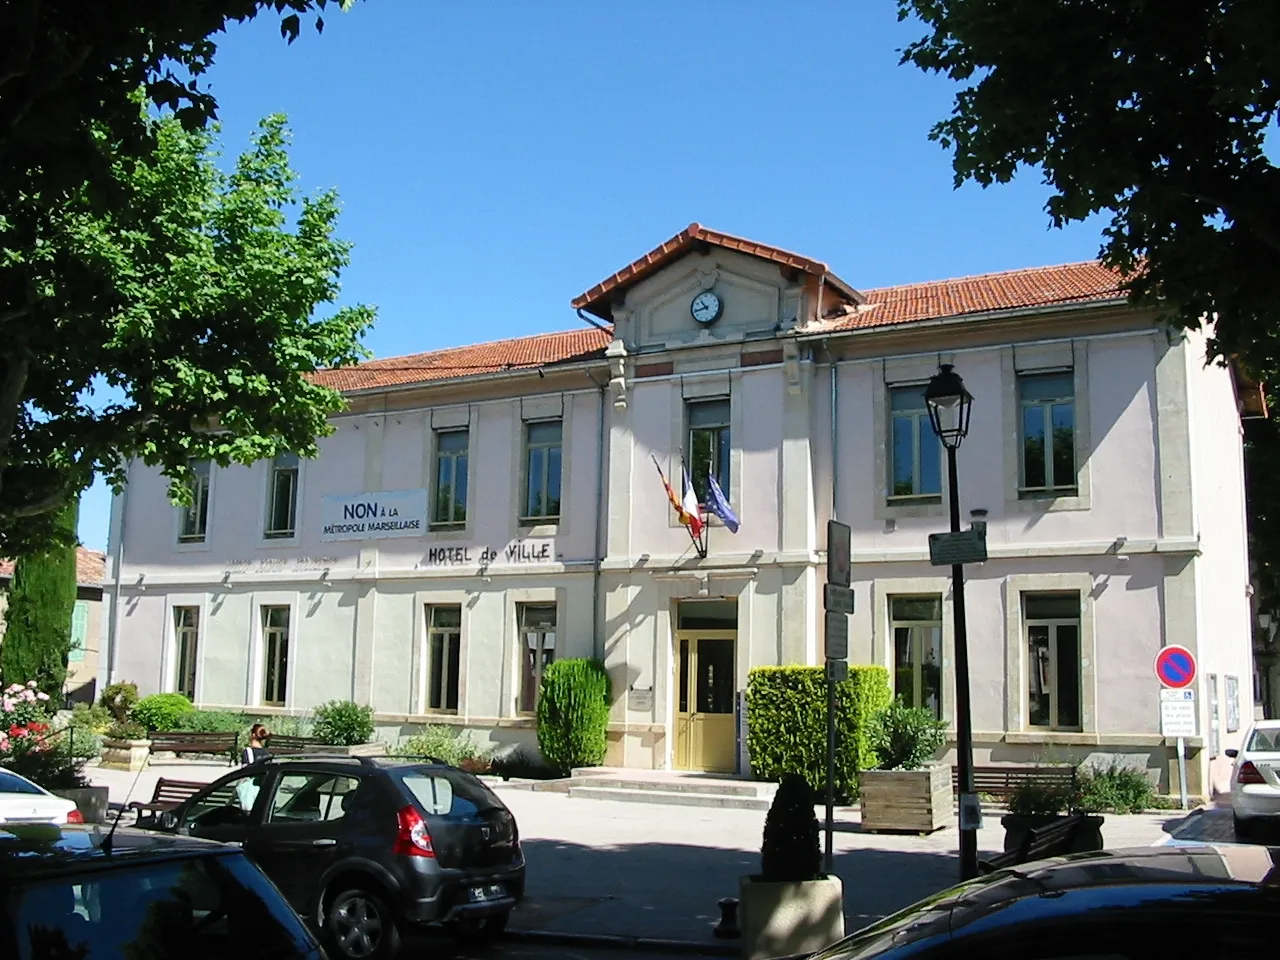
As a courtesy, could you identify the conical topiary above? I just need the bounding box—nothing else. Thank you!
[760,773,822,882]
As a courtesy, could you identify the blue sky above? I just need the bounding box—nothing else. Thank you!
[78,0,1107,551]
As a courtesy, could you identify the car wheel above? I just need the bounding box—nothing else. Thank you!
[326,887,401,960]
[455,910,509,942]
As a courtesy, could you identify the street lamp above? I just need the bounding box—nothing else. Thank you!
[924,363,979,881]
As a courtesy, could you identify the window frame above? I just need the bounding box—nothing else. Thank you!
[887,386,943,504]
[179,460,212,543]
[1018,370,1078,498]
[521,419,563,523]
[1024,593,1083,731]
[431,429,470,528]
[517,602,558,714]
[425,604,462,713]
[685,397,731,507]
[889,595,945,720]
[174,605,200,700]
[261,605,290,707]
[264,452,300,539]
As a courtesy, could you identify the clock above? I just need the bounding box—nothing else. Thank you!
[691,290,723,325]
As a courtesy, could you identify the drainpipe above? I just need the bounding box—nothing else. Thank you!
[589,372,608,658]
[105,460,132,685]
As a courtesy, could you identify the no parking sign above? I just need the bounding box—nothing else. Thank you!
[1154,645,1197,689]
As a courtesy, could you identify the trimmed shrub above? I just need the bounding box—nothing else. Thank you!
[99,682,139,722]
[760,773,822,882]
[746,665,891,801]
[869,698,948,771]
[395,726,491,769]
[536,658,612,775]
[1007,780,1075,816]
[130,693,194,732]
[106,720,148,741]
[69,702,114,734]
[170,710,250,735]
[313,700,375,746]
[1078,762,1156,814]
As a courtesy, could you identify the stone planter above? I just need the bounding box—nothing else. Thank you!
[859,764,952,834]
[1001,813,1105,853]
[100,738,151,772]
[53,786,110,824]
[305,742,386,757]
[739,874,845,960]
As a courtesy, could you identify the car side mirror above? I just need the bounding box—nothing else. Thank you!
[1225,749,1239,759]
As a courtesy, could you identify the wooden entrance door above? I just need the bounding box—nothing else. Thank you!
[673,630,737,773]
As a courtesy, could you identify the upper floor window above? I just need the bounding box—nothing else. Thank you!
[432,430,469,527]
[265,452,299,539]
[523,420,562,522]
[1024,592,1081,730]
[179,460,211,543]
[889,385,941,501]
[1019,372,1076,498]
[687,398,730,504]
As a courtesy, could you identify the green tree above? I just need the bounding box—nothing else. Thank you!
[1,499,79,696]
[0,111,374,558]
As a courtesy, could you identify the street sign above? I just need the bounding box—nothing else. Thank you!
[823,583,855,615]
[824,611,849,661]
[928,528,988,567]
[827,520,851,587]
[1160,694,1198,738]
[825,659,848,683]
[1154,645,1197,689]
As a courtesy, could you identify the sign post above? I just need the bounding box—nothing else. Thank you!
[1155,645,1198,812]
[823,521,852,877]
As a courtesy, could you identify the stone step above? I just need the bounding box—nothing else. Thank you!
[570,776,775,799]
[568,785,773,811]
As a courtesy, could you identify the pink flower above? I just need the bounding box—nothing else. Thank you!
[25,681,36,688]
[2,703,13,714]
[34,692,49,701]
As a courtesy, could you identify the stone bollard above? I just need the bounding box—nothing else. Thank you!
[714,897,741,939]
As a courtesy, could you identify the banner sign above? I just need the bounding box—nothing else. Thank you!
[321,489,428,541]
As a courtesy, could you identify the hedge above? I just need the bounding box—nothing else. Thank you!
[746,665,892,801]
[536,658,612,775]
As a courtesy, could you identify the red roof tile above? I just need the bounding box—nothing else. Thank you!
[0,547,106,586]
[572,223,862,320]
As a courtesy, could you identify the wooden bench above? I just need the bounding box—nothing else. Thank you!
[266,734,324,754]
[952,764,1078,801]
[127,778,207,821]
[148,731,239,765]
[978,814,1085,874]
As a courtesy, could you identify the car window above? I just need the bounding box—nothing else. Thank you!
[2,853,315,960]
[183,772,268,829]
[269,773,360,823]
[1246,727,1280,752]
[396,769,503,819]
[0,772,42,796]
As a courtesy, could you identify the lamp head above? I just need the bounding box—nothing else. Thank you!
[925,363,973,450]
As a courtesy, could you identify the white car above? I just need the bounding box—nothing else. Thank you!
[0,768,84,824]
[1227,719,1280,838]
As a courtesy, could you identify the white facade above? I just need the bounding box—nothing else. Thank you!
[104,227,1258,798]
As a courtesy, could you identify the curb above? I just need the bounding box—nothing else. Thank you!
[504,927,740,956]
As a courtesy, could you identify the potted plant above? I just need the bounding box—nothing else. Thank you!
[739,774,845,960]
[101,720,151,772]
[859,698,950,834]
[1002,779,1104,853]
[312,700,386,756]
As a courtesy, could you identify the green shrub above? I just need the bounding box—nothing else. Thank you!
[68,702,114,734]
[395,726,491,769]
[3,748,89,790]
[746,665,892,801]
[130,693,194,731]
[51,717,102,759]
[869,698,948,771]
[1077,762,1156,814]
[312,700,374,746]
[536,658,612,775]
[99,681,138,722]
[254,715,314,740]
[1007,780,1075,816]
[760,773,822,882]
[171,710,250,735]
[106,719,148,741]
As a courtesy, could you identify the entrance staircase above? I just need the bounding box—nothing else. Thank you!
[564,767,778,811]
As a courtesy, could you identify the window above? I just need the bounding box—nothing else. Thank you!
[68,600,88,663]
[890,596,944,719]
[687,398,730,504]
[265,452,299,538]
[180,460,211,542]
[261,606,290,706]
[518,603,557,713]
[425,605,461,712]
[268,773,360,823]
[889,385,942,501]
[174,606,199,700]
[1019,372,1076,497]
[1025,592,1081,729]
[522,420,562,521]
[182,771,268,829]
[432,430,469,526]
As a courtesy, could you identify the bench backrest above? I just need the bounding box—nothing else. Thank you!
[150,779,207,803]
[268,735,321,748]
[954,765,1077,797]
[150,731,237,747]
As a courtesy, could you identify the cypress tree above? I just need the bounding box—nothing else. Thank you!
[1,500,80,697]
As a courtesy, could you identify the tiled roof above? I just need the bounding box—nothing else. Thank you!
[572,223,863,320]
[815,260,1126,332]
[310,327,613,393]
[0,547,107,587]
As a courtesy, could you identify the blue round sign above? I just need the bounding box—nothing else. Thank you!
[1154,645,1197,689]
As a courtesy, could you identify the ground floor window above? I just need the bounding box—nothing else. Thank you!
[1024,592,1081,729]
[890,595,943,719]
[261,606,290,706]
[174,606,200,700]
[518,603,557,713]
[425,605,461,712]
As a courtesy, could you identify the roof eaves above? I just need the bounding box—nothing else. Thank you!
[335,355,609,399]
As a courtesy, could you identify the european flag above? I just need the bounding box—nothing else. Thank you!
[707,475,740,533]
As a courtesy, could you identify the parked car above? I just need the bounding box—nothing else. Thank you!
[1227,719,1280,838]
[0,768,82,825]
[0,822,325,959]
[805,844,1279,959]
[143,755,525,960]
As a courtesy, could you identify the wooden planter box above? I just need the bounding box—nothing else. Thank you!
[53,786,110,824]
[1002,813,1104,853]
[859,763,952,834]
[101,738,151,772]
[739,874,845,960]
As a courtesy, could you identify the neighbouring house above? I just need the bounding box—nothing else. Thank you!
[104,223,1259,799]
[0,547,107,704]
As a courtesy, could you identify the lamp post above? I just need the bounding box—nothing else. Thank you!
[924,363,978,881]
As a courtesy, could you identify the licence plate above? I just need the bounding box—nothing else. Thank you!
[467,884,506,903]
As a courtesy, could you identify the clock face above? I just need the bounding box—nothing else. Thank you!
[691,291,723,325]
